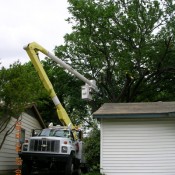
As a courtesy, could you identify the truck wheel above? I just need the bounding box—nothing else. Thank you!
[65,155,74,175]
[21,161,32,175]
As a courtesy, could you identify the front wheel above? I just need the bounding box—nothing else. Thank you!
[21,161,32,175]
[65,155,74,175]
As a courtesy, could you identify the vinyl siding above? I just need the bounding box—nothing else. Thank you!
[0,112,43,170]
[100,118,175,175]
[21,112,43,140]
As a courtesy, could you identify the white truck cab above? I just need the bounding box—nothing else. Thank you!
[19,125,84,175]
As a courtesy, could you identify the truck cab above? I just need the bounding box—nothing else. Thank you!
[19,125,83,175]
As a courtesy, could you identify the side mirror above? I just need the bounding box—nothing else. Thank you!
[31,129,41,136]
[78,130,83,140]
[31,129,36,136]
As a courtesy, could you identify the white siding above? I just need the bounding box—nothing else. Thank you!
[0,117,17,170]
[101,118,175,175]
[21,112,43,140]
[0,113,43,170]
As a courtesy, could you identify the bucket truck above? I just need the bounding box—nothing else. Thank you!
[19,42,97,175]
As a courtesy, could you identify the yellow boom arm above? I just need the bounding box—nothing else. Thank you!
[24,42,74,129]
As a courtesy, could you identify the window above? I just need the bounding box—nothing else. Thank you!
[20,128,25,144]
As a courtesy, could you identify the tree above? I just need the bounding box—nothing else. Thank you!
[0,61,47,118]
[84,127,100,171]
[54,0,175,110]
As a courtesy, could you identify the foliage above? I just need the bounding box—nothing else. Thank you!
[54,0,175,110]
[85,173,102,175]
[84,127,100,171]
[0,61,47,117]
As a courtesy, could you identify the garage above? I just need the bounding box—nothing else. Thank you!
[93,102,175,175]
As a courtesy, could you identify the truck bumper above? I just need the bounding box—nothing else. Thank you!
[19,152,69,162]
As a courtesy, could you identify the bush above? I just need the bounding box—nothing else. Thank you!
[84,128,100,172]
[85,172,102,175]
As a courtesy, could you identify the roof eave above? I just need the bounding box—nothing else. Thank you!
[93,112,175,119]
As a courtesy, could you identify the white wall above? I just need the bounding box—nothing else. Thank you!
[0,112,43,170]
[100,118,175,175]
[21,112,43,140]
[0,117,17,170]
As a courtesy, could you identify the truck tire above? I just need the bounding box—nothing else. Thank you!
[65,155,74,175]
[21,161,32,175]
[73,159,81,175]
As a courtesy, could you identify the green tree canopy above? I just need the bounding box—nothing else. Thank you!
[54,0,175,111]
[0,61,47,117]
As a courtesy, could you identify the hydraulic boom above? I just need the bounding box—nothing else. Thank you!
[24,42,97,130]
[24,42,75,129]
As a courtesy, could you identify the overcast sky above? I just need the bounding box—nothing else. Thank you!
[0,0,72,68]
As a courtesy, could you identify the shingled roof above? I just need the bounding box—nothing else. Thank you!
[93,102,175,119]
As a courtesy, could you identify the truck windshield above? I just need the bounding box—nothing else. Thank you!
[38,129,70,138]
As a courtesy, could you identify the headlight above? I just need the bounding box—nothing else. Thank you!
[61,146,68,153]
[22,144,28,151]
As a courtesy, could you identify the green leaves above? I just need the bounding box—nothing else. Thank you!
[0,61,47,117]
[84,128,100,170]
[56,0,175,104]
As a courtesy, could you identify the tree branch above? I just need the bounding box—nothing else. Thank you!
[157,37,172,70]
[0,116,22,150]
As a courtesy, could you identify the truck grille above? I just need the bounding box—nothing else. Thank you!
[29,139,60,152]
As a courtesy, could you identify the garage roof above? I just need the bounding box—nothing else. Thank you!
[93,102,175,119]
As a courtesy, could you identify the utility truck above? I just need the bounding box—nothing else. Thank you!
[19,42,97,175]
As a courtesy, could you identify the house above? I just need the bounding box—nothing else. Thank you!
[0,104,45,171]
[93,102,175,175]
